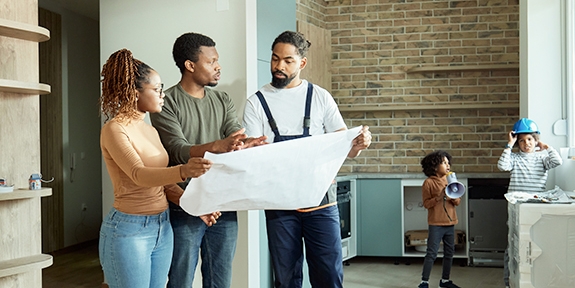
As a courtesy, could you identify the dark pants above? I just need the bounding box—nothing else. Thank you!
[265,205,344,288]
[421,225,455,281]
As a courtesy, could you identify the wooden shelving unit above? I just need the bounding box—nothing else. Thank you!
[0,18,50,42]
[406,64,519,73]
[0,254,53,278]
[0,18,51,96]
[0,79,51,95]
[338,103,518,112]
[1,5,53,286]
[0,187,52,201]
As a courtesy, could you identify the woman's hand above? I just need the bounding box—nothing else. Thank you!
[180,157,212,179]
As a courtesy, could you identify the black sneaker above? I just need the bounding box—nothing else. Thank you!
[418,282,429,288]
[439,280,460,288]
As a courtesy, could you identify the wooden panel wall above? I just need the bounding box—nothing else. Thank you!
[39,7,63,253]
[297,20,332,92]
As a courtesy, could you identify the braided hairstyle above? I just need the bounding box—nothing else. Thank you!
[421,150,452,177]
[272,31,311,58]
[99,49,153,122]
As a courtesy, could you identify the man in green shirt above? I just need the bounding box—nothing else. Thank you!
[150,32,265,288]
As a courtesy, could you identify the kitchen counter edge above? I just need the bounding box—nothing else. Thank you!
[336,173,509,182]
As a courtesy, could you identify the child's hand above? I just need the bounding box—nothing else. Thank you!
[506,130,517,147]
[537,141,549,150]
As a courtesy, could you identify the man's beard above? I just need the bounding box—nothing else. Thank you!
[271,71,295,88]
[207,81,218,87]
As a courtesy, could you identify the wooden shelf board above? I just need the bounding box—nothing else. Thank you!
[0,254,53,278]
[0,79,51,95]
[406,64,519,73]
[338,103,518,112]
[0,188,52,201]
[0,18,50,42]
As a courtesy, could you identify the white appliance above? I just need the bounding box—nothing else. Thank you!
[508,202,575,288]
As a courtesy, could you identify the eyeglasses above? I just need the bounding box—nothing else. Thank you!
[139,83,164,95]
[153,83,164,95]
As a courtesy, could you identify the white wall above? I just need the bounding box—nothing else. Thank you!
[99,0,261,287]
[520,0,571,190]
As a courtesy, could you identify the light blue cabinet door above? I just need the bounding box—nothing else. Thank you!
[357,179,402,257]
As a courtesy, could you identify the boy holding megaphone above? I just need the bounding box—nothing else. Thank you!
[418,150,461,288]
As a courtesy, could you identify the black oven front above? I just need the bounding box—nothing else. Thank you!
[337,180,351,239]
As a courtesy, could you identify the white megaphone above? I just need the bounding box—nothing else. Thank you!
[445,172,465,199]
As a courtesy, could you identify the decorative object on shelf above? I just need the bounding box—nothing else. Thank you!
[28,173,54,190]
[0,177,14,193]
[29,174,42,190]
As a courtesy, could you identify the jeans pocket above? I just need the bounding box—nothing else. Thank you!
[113,220,146,238]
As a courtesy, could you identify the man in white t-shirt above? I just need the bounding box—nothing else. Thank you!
[243,30,371,288]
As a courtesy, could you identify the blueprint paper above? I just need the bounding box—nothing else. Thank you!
[180,126,362,216]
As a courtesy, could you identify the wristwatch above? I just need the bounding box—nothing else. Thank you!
[505,144,512,149]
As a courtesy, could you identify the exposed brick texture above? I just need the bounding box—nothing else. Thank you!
[297,0,519,174]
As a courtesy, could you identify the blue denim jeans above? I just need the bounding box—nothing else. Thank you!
[265,205,344,288]
[421,225,455,281]
[167,202,238,288]
[99,207,173,288]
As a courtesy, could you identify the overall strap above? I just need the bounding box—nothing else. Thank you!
[255,91,281,141]
[303,82,313,137]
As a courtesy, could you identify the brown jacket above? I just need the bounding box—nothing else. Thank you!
[422,175,460,226]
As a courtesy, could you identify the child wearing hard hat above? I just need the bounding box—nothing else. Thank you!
[497,117,563,288]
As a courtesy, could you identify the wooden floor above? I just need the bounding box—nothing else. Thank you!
[42,239,104,288]
[42,240,505,287]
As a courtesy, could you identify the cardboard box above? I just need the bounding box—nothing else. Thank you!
[405,230,429,246]
[405,229,465,247]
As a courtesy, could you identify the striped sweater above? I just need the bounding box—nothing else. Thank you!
[497,147,563,193]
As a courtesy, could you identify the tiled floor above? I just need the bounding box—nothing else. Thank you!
[343,256,505,288]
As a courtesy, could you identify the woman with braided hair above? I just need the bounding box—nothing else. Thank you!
[98,49,216,288]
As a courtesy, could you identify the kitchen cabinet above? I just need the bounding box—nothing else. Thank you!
[402,178,469,259]
[356,179,403,257]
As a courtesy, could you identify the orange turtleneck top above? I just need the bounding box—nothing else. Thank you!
[100,116,184,215]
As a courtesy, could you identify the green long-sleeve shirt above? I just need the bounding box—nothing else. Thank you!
[150,83,242,188]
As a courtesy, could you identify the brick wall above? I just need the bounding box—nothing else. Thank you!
[297,0,520,174]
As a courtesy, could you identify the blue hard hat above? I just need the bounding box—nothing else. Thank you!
[512,118,540,134]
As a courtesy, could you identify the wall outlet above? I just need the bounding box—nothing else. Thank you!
[81,203,87,211]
